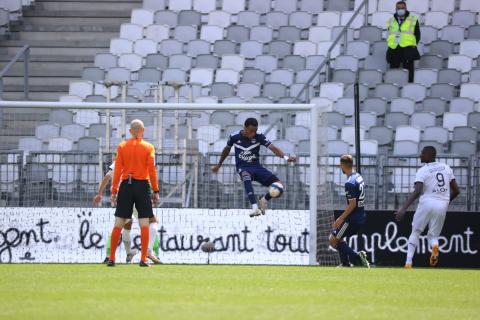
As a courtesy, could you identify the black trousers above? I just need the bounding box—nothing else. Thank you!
[389,59,414,83]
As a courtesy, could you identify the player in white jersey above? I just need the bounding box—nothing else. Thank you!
[93,162,162,264]
[394,146,459,268]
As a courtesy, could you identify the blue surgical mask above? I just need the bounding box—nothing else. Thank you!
[397,9,406,16]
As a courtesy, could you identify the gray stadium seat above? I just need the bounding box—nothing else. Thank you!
[430,83,456,100]
[362,98,387,116]
[429,40,454,58]
[169,54,193,71]
[419,141,444,154]
[240,41,264,59]
[450,97,475,113]
[49,110,73,126]
[283,55,306,71]
[278,26,301,42]
[453,127,478,141]
[333,69,356,85]
[268,41,292,58]
[94,53,118,70]
[327,0,350,11]
[421,98,447,116]
[411,112,436,129]
[274,0,297,14]
[391,98,415,115]
[145,54,168,69]
[467,112,480,128]
[238,11,261,27]
[254,55,278,73]
[61,124,86,142]
[441,26,465,44]
[88,124,106,138]
[289,11,313,29]
[193,0,216,13]
[178,10,201,26]
[195,54,219,69]
[393,140,418,155]
[414,69,438,87]
[401,84,427,102]
[385,112,409,129]
[452,11,476,28]
[423,127,449,144]
[214,40,237,56]
[187,40,211,57]
[227,25,249,42]
[468,25,480,39]
[159,39,183,56]
[374,83,399,100]
[438,69,461,86]
[263,83,287,101]
[346,41,370,59]
[174,25,197,43]
[384,69,409,86]
[334,55,358,71]
[451,141,476,156]
[358,26,383,43]
[418,54,443,69]
[367,126,393,146]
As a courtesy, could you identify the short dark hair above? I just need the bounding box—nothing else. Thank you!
[423,146,437,157]
[244,118,258,128]
[340,154,354,168]
[396,1,406,6]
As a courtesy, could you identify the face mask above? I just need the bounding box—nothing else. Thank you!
[397,9,406,16]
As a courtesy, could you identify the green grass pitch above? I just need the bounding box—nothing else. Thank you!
[0,264,478,320]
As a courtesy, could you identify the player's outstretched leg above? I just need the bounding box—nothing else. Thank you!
[406,230,421,268]
[241,172,261,217]
[330,226,370,268]
[148,216,162,264]
[123,220,138,263]
[259,181,284,215]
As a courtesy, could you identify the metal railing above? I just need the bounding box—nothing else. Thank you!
[292,0,369,103]
[2,152,478,211]
[0,45,30,100]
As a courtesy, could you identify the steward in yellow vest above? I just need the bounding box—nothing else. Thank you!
[386,1,421,83]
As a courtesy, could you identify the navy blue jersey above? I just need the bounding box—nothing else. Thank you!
[227,131,272,169]
[344,172,366,224]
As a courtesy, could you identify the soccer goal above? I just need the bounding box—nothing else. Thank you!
[0,100,339,266]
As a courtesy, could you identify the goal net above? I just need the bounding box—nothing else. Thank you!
[0,101,338,266]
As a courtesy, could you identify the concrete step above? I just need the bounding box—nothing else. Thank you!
[33,1,141,12]
[0,39,110,48]
[3,76,74,87]
[35,0,141,3]
[3,84,68,92]
[1,91,66,101]
[21,16,129,27]
[0,55,93,63]
[0,61,89,77]
[0,46,108,56]
[10,31,119,42]
[24,10,133,18]
[13,23,121,32]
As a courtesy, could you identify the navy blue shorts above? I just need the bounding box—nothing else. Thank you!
[331,221,363,240]
[238,166,279,187]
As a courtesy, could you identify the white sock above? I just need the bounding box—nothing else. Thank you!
[148,223,158,253]
[406,232,420,265]
[122,229,132,255]
[430,237,439,248]
[252,203,258,211]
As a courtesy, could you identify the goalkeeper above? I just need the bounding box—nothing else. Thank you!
[212,118,296,217]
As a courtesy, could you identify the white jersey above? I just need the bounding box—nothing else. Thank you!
[415,162,455,203]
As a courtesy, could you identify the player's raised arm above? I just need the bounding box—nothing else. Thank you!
[268,144,296,162]
[212,144,232,173]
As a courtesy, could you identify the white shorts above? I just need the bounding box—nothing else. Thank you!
[412,200,449,238]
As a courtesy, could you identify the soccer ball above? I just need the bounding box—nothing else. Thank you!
[268,182,284,198]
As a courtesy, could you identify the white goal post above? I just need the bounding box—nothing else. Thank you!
[0,101,326,266]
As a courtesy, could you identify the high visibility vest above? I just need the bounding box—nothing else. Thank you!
[387,15,418,49]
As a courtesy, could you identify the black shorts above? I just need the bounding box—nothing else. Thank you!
[331,221,363,240]
[115,179,154,219]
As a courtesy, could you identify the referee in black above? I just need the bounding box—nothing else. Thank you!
[107,119,160,267]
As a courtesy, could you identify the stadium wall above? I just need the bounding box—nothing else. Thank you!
[1,208,478,268]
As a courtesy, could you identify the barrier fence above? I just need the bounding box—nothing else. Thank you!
[0,151,478,211]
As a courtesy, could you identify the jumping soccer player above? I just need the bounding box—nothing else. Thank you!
[212,117,296,217]
[330,155,370,268]
[395,146,459,268]
[93,161,162,264]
